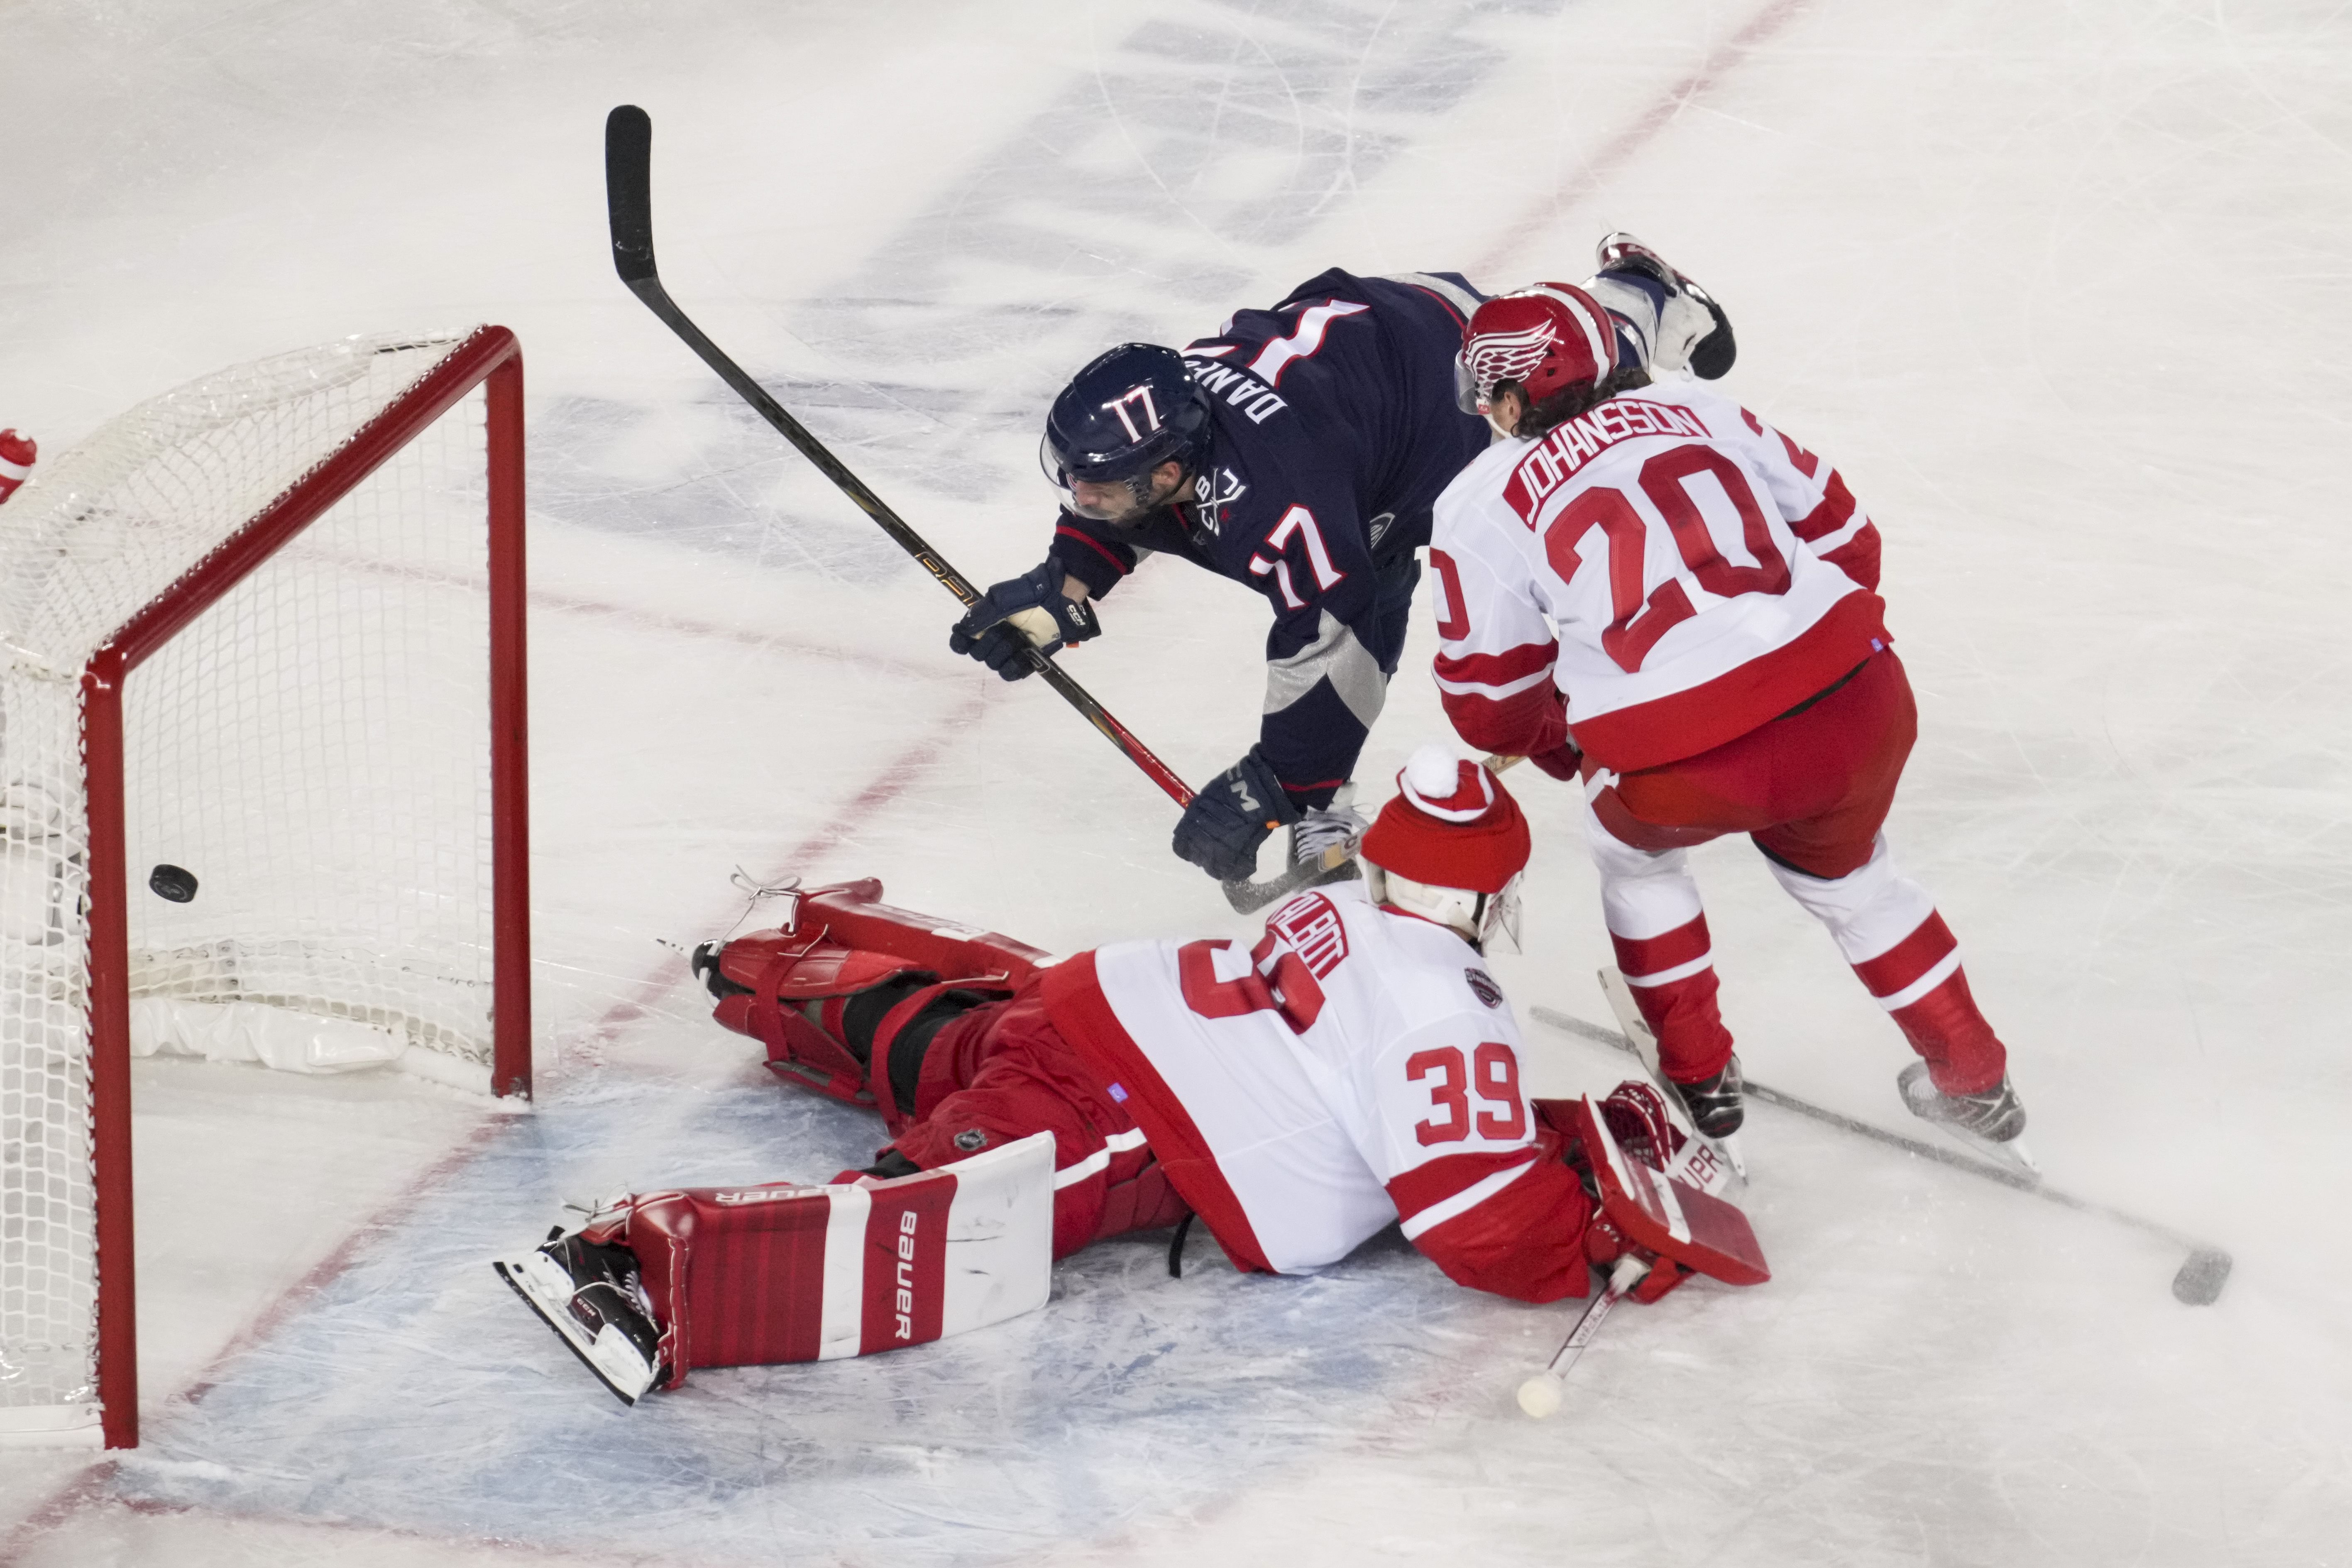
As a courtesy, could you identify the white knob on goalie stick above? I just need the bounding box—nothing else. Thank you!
[1516,1370,1564,1419]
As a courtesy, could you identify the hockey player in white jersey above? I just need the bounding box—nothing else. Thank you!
[496,748,1768,1403]
[1427,280,2027,1157]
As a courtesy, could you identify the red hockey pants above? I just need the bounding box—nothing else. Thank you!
[881,976,1185,1258]
[1584,651,2010,1095]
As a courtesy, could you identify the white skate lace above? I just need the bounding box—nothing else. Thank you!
[1292,785,1367,866]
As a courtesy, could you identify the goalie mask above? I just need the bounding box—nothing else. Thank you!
[1360,745,1531,952]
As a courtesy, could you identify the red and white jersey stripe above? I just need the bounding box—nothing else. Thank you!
[1428,381,1887,772]
[1043,883,1590,1301]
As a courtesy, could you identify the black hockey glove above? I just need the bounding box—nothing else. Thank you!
[1171,746,1299,881]
[947,563,1101,682]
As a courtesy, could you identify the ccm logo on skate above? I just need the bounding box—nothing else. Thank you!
[895,1211,920,1341]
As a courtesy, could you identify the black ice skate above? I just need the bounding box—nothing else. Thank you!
[1289,785,1368,890]
[1225,786,1366,913]
[1597,969,1747,1181]
[1897,1062,2037,1174]
[494,1229,667,1405]
[1668,1055,1746,1141]
[1595,231,1736,380]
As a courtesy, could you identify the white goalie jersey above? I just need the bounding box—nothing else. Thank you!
[1043,882,1594,1302]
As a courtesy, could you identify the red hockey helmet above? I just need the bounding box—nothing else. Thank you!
[1455,283,1619,415]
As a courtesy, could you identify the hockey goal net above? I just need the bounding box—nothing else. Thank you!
[0,327,530,1448]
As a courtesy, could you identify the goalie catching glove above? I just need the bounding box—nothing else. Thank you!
[948,562,1101,679]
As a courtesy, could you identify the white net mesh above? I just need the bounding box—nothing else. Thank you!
[0,331,501,1428]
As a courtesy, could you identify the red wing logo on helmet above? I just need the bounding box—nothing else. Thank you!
[1464,320,1559,404]
[1102,384,1164,441]
[1464,967,1505,1009]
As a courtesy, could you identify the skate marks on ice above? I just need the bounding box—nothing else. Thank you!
[534,0,1571,572]
[1530,1004,2234,1304]
[99,1068,1578,1565]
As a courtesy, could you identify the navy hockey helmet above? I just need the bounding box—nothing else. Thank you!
[1040,343,1213,518]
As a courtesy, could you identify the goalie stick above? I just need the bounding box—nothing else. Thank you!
[1516,1255,1647,1419]
[604,106,1323,918]
[1529,1000,2233,1306]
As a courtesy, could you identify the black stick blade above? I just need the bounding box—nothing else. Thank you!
[605,105,656,286]
[2171,1247,2231,1305]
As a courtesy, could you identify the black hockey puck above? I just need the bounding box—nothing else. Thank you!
[2172,1246,2232,1306]
[149,864,199,903]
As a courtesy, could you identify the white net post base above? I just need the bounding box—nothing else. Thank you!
[0,327,531,1448]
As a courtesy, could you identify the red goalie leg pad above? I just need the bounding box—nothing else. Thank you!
[709,933,899,1108]
[584,1135,1057,1389]
[789,878,1054,991]
[707,878,1053,1109]
[1567,1095,1769,1287]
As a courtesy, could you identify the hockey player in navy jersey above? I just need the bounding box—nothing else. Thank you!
[948,237,1736,891]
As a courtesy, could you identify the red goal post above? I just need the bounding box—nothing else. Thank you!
[0,326,530,1449]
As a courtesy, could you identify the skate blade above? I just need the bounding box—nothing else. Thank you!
[1916,1117,2040,1179]
[1222,841,1359,915]
[1710,1130,1750,1183]
[493,1256,660,1406]
[1896,1064,2039,1177]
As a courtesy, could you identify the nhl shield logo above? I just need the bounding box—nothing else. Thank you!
[1465,968,1505,1008]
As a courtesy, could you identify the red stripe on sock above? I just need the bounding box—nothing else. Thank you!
[1852,912,1956,998]
[1611,915,1711,979]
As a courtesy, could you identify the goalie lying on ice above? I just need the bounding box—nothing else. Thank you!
[496,747,1768,1404]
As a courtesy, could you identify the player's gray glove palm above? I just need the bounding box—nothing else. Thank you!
[1172,746,1298,881]
[948,563,1100,681]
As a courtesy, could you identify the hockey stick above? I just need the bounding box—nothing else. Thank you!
[1515,1255,1648,1418]
[1227,756,1525,913]
[601,105,1200,811]
[1528,1003,2233,1305]
[1229,754,1534,914]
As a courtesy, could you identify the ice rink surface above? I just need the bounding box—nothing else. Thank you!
[4,0,2351,1561]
